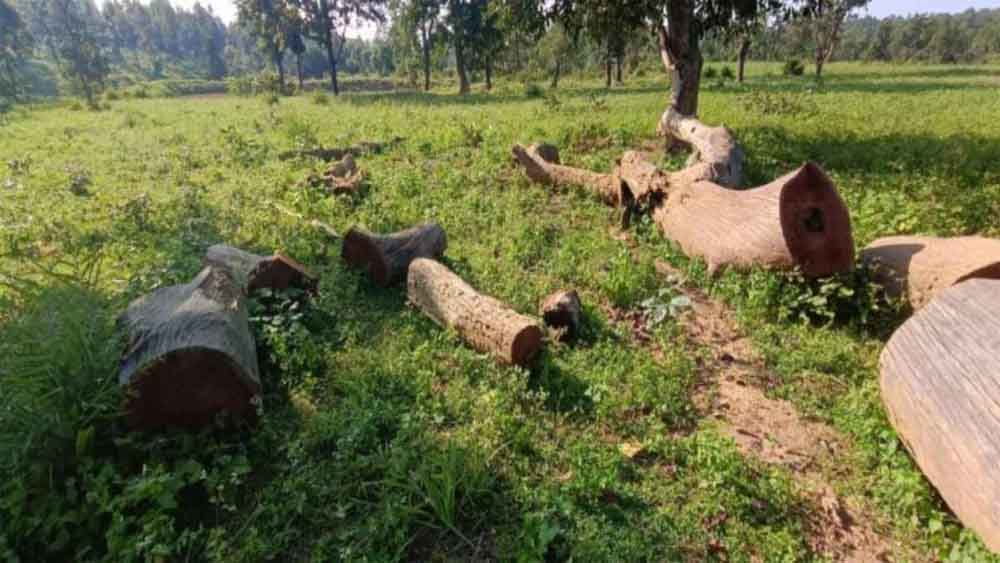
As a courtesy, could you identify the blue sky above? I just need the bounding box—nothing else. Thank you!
[174,0,1000,26]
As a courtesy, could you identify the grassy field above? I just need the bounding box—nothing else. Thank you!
[2,62,1000,561]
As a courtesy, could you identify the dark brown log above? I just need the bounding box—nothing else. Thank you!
[407,258,543,366]
[540,289,582,342]
[342,222,447,287]
[119,265,261,430]
[861,236,1000,311]
[880,278,1000,553]
[204,244,315,293]
[649,160,854,277]
[278,137,405,161]
[656,107,745,188]
[511,143,624,206]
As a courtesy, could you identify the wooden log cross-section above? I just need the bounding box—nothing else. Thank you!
[880,278,1000,553]
[205,244,315,293]
[862,235,1000,311]
[342,222,447,287]
[119,265,262,430]
[407,258,543,366]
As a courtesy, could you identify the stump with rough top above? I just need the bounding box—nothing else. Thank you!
[204,244,314,293]
[540,289,582,342]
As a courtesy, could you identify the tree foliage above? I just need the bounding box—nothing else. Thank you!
[1,0,33,107]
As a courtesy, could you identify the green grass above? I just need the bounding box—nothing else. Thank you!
[2,62,999,560]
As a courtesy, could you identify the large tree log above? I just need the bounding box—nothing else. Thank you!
[407,258,543,366]
[657,107,744,188]
[861,235,1000,311]
[204,244,315,293]
[342,222,447,287]
[119,265,262,430]
[880,278,1000,553]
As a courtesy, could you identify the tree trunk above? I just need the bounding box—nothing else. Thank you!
[540,289,582,342]
[273,45,286,91]
[342,223,448,287]
[204,244,315,294]
[408,258,543,366]
[455,40,470,95]
[815,51,824,77]
[879,277,1000,553]
[605,57,612,88]
[296,53,304,90]
[658,0,702,117]
[738,37,751,83]
[485,56,493,91]
[422,26,432,92]
[119,265,261,430]
[861,236,1000,311]
[616,55,623,84]
[325,33,340,95]
[551,59,561,89]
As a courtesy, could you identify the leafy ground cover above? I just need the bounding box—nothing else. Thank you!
[2,62,999,561]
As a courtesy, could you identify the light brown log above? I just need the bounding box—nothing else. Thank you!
[512,143,624,206]
[880,278,1000,553]
[650,161,855,278]
[861,236,1000,311]
[119,265,261,430]
[407,258,543,366]
[657,106,745,188]
[540,289,582,342]
[204,244,315,293]
[342,222,447,287]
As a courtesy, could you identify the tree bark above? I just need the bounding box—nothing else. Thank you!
[540,289,582,342]
[273,44,286,91]
[296,52,304,90]
[204,244,315,294]
[342,223,447,287]
[407,258,543,366]
[605,57,612,88]
[485,56,493,91]
[616,55,623,84]
[119,265,261,430]
[659,0,702,117]
[738,36,751,83]
[455,40,470,95]
[861,236,1000,311]
[879,277,1000,553]
[421,25,432,92]
[657,107,745,188]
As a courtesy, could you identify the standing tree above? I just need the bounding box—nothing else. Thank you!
[537,22,573,88]
[0,0,33,108]
[297,0,387,95]
[443,0,483,94]
[403,0,442,91]
[794,0,870,76]
[237,0,293,88]
[26,0,109,107]
[286,16,307,88]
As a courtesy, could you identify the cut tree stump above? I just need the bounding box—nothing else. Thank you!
[119,265,262,430]
[657,107,745,188]
[407,258,543,366]
[861,235,1000,311]
[540,289,582,341]
[880,278,1000,553]
[204,244,315,293]
[342,222,447,287]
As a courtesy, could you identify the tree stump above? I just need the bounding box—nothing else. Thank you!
[342,222,447,287]
[407,258,543,366]
[861,235,1000,311]
[204,244,315,293]
[119,265,262,430]
[540,289,582,342]
[657,107,745,188]
[300,154,366,196]
[880,278,1000,552]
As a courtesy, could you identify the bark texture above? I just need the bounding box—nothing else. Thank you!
[342,222,448,287]
[119,266,261,430]
[880,278,1000,553]
[862,235,1000,311]
[540,289,582,342]
[407,258,543,366]
[204,244,314,293]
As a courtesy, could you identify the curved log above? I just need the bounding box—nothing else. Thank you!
[342,222,447,287]
[657,106,745,188]
[880,278,1000,552]
[861,236,1000,311]
[650,161,854,277]
[205,244,314,293]
[512,143,624,206]
[119,266,261,430]
[407,258,543,366]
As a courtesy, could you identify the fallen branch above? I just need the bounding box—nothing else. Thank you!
[119,265,261,430]
[657,107,745,188]
[342,222,447,287]
[407,258,543,366]
[862,235,1000,311]
[278,137,405,161]
[205,244,315,293]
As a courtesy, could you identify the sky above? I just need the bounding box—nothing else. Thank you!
[172,0,1000,27]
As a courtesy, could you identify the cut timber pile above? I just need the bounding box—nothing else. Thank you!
[342,222,447,287]
[880,278,1000,552]
[862,235,1000,311]
[407,258,543,366]
[119,265,261,430]
[205,244,315,293]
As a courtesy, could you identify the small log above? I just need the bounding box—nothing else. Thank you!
[880,278,1000,553]
[657,107,745,188]
[649,160,855,278]
[119,265,261,430]
[407,258,543,366]
[300,154,366,196]
[540,289,582,342]
[204,244,315,293]
[278,137,405,161]
[342,222,447,287]
[861,235,1000,311]
[512,143,624,206]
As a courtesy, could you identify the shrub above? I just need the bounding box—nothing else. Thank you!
[104,90,120,102]
[720,66,735,80]
[704,66,719,79]
[783,59,805,76]
[523,82,544,98]
[312,90,330,105]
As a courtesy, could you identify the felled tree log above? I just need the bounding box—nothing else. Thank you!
[861,235,1000,311]
[540,289,582,342]
[407,258,543,366]
[342,222,447,287]
[278,137,405,161]
[300,154,366,195]
[880,278,1000,553]
[512,143,624,206]
[657,107,745,188]
[204,244,315,293]
[119,265,261,430]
